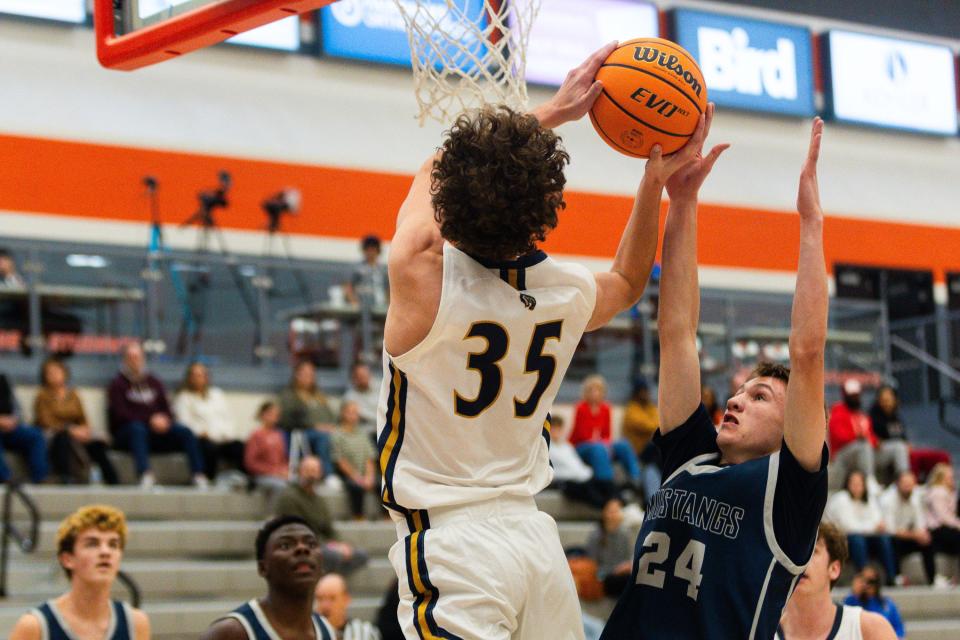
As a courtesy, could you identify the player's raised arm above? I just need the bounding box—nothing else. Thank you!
[585,109,708,332]
[783,118,828,472]
[657,104,728,431]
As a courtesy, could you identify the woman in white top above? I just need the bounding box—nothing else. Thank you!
[174,362,245,480]
[826,469,898,585]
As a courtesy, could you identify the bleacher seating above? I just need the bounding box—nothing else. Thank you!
[0,384,957,639]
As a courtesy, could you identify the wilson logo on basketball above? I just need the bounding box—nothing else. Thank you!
[620,129,644,149]
[630,87,689,119]
[633,46,704,97]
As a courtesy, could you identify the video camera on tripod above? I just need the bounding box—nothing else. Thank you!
[183,170,232,229]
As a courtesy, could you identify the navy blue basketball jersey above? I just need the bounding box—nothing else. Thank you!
[601,405,828,640]
[223,599,335,640]
[32,599,133,640]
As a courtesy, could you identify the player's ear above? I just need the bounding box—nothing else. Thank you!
[828,559,841,582]
[257,559,267,579]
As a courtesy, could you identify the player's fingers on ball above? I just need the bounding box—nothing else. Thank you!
[648,144,663,162]
[583,81,603,104]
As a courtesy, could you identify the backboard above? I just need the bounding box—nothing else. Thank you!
[95,0,337,70]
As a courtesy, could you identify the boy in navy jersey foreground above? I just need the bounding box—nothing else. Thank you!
[602,117,830,640]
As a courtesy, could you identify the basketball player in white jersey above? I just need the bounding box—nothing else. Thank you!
[777,522,896,640]
[10,505,150,640]
[378,41,708,639]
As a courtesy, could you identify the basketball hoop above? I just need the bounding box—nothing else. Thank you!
[391,0,542,125]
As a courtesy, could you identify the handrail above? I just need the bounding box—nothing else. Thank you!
[889,334,960,385]
[117,570,142,608]
[0,482,41,598]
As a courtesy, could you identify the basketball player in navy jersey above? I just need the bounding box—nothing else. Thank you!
[10,505,150,640]
[379,42,709,639]
[602,118,830,639]
[777,522,896,640]
[202,516,335,640]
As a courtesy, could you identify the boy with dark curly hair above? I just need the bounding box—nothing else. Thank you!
[377,42,707,640]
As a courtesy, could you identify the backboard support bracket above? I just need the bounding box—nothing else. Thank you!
[94,0,338,70]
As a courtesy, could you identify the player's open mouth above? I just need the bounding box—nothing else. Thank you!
[722,413,739,426]
[293,562,315,574]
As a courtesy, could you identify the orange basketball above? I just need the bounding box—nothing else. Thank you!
[590,38,708,158]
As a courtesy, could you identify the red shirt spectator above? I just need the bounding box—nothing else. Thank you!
[244,402,288,479]
[828,379,878,458]
[570,375,612,446]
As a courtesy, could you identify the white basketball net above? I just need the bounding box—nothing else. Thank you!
[392,0,542,125]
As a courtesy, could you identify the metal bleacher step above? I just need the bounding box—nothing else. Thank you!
[14,485,601,523]
[24,517,594,559]
[0,596,384,640]
[9,486,958,640]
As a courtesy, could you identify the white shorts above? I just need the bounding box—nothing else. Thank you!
[388,495,586,640]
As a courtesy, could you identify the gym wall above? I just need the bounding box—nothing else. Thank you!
[0,2,958,295]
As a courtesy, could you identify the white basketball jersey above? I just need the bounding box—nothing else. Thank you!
[776,604,864,640]
[377,243,597,512]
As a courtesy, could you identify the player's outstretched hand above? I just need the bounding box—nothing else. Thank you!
[662,103,729,201]
[534,40,618,128]
[797,117,824,222]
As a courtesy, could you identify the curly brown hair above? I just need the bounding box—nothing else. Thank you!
[431,106,570,261]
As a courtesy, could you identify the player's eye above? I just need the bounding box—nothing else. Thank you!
[754,393,765,401]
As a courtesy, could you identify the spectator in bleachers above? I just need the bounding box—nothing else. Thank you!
[586,497,633,598]
[107,342,206,488]
[829,379,879,484]
[843,565,906,638]
[620,378,661,506]
[0,247,24,287]
[315,573,382,640]
[0,372,48,484]
[923,462,960,585]
[570,375,641,490]
[244,401,289,492]
[344,234,388,309]
[278,359,335,478]
[826,469,897,585]
[869,386,911,481]
[8,505,150,640]
[174,362,245,480]
[549,415,612,509]
[34,357,118,485]
[332,401,377,520]
[701,383,722,426]
[274,455,369,576]
[879,470,935,585]
[342,362,380,433]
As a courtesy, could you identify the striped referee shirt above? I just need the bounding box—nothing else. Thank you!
[339,618,380,640]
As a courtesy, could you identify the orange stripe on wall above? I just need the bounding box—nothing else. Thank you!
[2,133,960,281]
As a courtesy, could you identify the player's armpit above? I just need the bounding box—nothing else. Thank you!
[199,618,249,640]
[859,611,898,640]
[8,613,41,640]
